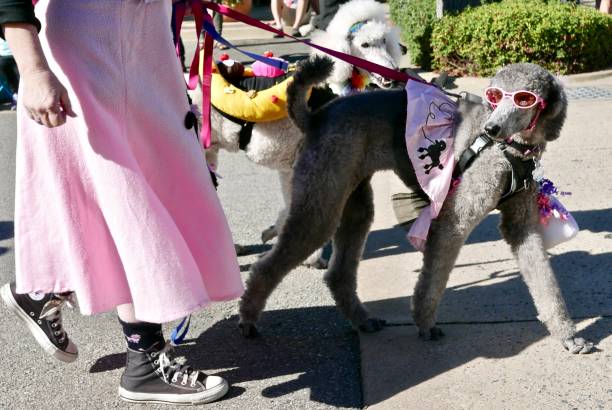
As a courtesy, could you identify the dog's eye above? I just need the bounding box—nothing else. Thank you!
[361,42,370,48]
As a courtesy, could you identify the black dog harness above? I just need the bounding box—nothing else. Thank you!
[454,133,538,205]
[212,105,255,150]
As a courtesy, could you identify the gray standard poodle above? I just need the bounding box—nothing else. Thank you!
[238,56,593,354]
[204,0,403,268]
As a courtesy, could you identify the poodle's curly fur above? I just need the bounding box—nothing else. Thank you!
[203,0,403,267]
[238,56,594,354]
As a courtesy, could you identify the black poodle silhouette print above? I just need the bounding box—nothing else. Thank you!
[418,101,455,174]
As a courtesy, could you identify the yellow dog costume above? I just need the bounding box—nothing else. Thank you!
[201,49,295,123]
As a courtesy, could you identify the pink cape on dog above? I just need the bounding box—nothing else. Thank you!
[404,80,457,251]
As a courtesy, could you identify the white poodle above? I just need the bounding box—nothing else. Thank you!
[198,0,403,267]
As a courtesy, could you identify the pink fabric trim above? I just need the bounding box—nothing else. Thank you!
[404,81,457,251]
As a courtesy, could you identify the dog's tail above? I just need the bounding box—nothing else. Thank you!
[287,56,334,132]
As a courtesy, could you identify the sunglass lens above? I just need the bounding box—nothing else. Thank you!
[514,92,537,108]
[485,88,503,104]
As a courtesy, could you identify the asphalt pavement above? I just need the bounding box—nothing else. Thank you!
[1,11,611,410]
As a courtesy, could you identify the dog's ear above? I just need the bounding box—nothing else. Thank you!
[538,75,567,142]
[385,27,404,65]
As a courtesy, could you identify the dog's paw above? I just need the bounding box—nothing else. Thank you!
[261,225,277,244]
[303,256,329,270]
[563,337,594,354]
[238,322,260,338]
[235,244,248,256]
[418,326,445,341]
[358,317,387,333]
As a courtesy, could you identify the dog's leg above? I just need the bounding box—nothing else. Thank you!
[499,197,594,354]
[239,188,347,337]
[324,178,384,332]
[262,171,292,244]
[411,190,496,340]
[411,218,463,340]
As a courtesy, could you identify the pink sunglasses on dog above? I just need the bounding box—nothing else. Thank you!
[484,87,547,131]
[484,87,544,109]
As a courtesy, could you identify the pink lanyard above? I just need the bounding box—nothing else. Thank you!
[174,0,215,149]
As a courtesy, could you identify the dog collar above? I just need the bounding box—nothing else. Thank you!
[526,100,547,131]
[349,20,367,36]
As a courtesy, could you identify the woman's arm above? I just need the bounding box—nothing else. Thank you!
[2,22,74,127]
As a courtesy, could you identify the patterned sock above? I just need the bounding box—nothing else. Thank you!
[119,319,165,351]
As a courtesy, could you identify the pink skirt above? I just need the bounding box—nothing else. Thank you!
[15,0,243,323]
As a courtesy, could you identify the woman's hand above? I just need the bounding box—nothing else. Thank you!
[20,69,74,128]
[2,23,75,128]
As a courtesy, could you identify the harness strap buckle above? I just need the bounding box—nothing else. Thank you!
[471,134,492,154]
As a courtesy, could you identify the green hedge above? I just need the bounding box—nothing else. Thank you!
[431,0,612,76]
[389,0,437,69]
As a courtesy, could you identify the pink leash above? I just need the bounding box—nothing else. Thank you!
[175,1,215,149]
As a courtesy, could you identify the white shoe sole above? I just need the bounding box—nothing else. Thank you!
[1,283,78,363]
[118,379,229,405]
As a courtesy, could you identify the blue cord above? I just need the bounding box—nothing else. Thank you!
[202,19,289,71]
[170,315,191,346]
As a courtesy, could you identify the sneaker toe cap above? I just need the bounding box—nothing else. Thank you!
[65,340,78,355]
[205,375,227,391]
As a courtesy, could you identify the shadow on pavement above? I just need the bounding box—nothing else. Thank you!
[360,312,609,406]
[363,208,612,260]
[0,220,14,241]
[184,309,362,408]
[366,249,612,324]
[235,243,272,256]
[362,245,611,405]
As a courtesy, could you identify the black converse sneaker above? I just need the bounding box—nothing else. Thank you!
[1,282,78,363]
[118,342,229,405]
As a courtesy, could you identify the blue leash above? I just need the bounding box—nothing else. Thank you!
[202,19,289,71]
[170,315,191,346]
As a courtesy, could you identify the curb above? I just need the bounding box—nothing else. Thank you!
[410,68,612,85]
[559,68,612,84]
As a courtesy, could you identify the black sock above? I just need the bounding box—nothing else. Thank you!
[119,319,165,352]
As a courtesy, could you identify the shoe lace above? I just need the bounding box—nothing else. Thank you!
[155,343,201,387]
[39,293,75,342]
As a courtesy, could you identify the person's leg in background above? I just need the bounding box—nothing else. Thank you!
[290,0,310,37]
[0,42,19,108]
[271,0,285,37]
[312,0,348,30]
[213,0,228,49]
[600,0,611,13]
[0,55,19,94]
